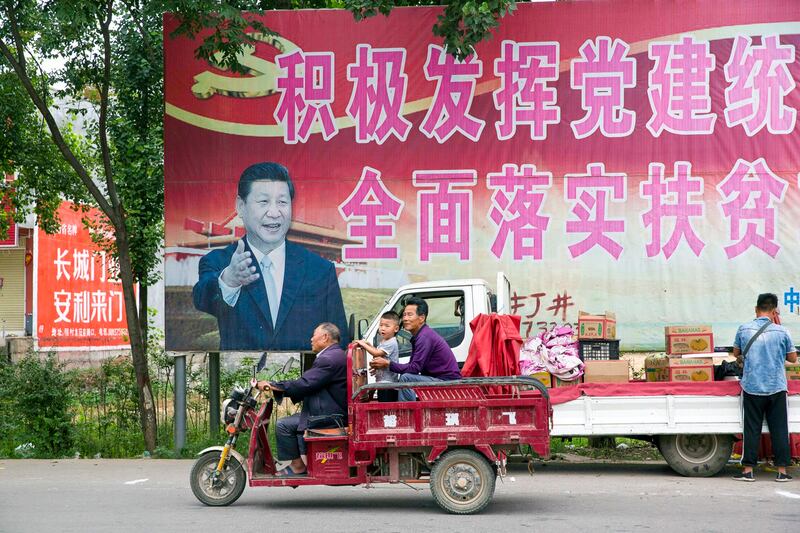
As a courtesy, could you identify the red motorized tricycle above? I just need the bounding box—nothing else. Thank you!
[190,346,552,514]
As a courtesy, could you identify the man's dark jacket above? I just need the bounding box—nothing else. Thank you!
[192,238,349,351]
[273,345,348,431]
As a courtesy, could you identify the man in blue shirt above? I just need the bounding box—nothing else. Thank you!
[732,293,797,482]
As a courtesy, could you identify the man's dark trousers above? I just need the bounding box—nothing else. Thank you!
[741,391,790,467]
[276,413,306,460]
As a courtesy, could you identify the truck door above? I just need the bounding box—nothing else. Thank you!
[370,289,471,365]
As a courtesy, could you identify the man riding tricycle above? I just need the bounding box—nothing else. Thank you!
[190,323,551,514]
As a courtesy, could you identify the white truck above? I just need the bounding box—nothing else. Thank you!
[358,273,800,477]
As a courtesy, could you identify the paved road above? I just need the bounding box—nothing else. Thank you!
[0,459,797,532]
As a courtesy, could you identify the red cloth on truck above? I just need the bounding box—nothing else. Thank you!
[462,313,521,378]
[548,380,800,406]
[732,434,800,460]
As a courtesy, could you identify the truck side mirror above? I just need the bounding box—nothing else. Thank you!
[357,318,369,339]
[348,313,356,342]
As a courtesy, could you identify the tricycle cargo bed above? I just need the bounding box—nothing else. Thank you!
[351,377,552,460]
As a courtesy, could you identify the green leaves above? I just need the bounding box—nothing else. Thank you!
[0,67,89,235]
[342,0,516,60]
[1,0,165,283]
[0,355,76,458]
[167,1,277,74]
[169,0,516,72]
[344,0,394,21]
[433,0,515,60]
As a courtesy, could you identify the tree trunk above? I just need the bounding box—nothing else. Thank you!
[138,282,148,350]
[589,437,616,449]
[116,222,157,452]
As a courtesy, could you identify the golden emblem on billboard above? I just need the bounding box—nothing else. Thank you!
[191,32,299,99]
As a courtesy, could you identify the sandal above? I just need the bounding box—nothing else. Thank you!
[275,466,307,477]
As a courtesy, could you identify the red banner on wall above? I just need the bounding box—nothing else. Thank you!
[1,177,17,247]
[35,203,130,349]
[0,219,16,247]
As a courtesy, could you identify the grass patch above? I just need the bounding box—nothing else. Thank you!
[341,288,396,330]
[550,437,662,461]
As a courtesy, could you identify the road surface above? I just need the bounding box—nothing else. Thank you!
[0,459,797,532]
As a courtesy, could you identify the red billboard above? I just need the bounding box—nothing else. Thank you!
[35,202,130,349]
[164,1,800,352]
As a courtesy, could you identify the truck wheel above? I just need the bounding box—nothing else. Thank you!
[190,451,246,506]
[430,449,496,514]
[658,434,733,477]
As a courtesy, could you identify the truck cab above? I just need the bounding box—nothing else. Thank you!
[360,273,511,365]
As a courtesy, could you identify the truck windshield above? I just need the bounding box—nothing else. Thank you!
[386,290,466,359]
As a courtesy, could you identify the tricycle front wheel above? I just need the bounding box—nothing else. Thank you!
[430,449,496,514]
[190,451,247,506]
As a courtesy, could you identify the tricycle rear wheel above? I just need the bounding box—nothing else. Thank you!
[190,451,246,506]
[430,449,496,514]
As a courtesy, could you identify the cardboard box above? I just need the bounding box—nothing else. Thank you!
[529,371,552,388]
[665,325,714,355]
[670,365,714,383]
[787,363,800,381]
[644,355,669,382]
[583,360,629,383]
[553,376,582,387]
[578,311,617,340]
[646,356,714,382]
[667,357,714,382]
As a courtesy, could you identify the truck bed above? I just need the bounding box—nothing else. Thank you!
[549,381,800,436]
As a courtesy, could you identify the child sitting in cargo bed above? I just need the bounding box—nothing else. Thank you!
[355,311,401,402]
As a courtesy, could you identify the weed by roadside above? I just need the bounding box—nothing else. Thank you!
[0,354,74,458]
[0,323,299,459]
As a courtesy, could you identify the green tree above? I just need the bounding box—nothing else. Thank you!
[0,1,164,451]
